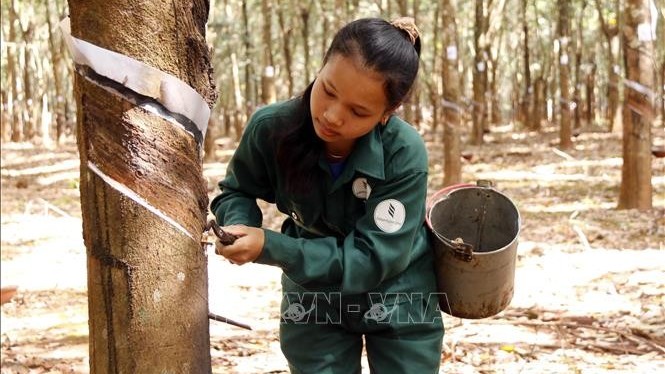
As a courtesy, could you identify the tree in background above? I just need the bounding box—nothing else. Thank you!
[440,0,462,186]
[519,0,532,129]
[3,0,663,212]
[471,0,490,145]
[557,0,574,150]
[68,0,215,371]
[260,0,277,105]
[618,0,655,210]
[595,0,623,132]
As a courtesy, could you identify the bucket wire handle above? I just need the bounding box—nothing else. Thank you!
[428,181,495,262]
[426,183,474,230]
[432,230,474,262]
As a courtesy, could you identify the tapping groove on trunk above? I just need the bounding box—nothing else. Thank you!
[69,0,216,371]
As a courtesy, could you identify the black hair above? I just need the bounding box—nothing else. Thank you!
[276,17,421,194]
[322,17,421,110]
[275,82,321,194]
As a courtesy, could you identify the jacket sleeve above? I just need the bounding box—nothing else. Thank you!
[210,115,275,227]
[256,170,428,295]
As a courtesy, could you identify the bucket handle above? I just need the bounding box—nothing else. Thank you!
[432,230,474,262]
[426,181,495,262]
[425,183,474,230]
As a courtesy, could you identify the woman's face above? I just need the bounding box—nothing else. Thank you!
[310,54,389,152]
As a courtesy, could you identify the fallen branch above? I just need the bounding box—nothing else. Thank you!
[24,198,72,217]
[552,147,576,160]
[571,225,592,251]
[479,318,665,355]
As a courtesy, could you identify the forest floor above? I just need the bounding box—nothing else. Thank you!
[1,123,664,373]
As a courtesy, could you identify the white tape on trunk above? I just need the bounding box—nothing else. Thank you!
[60,18,210,139]
[441,98,463,112]
[623,79,656,100]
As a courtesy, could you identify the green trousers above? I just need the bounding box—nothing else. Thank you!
[278,256,444,373]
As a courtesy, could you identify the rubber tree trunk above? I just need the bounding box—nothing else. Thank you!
[471,0,488,145]
[299,1,314,88]
[585,63,596,124]
[46,1,67,144]
[261,0,276,105]
[520,0,533,129]
[68,1,216,372]
[618,0,654,210]
[22,21,36,141]
[531,76,545,130]
[558,0,573,149]
[8,0,22,142]
[241,0,254,114]
[277,3,294,98]
[441,0,462,186]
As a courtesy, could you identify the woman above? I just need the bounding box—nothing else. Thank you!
[211,17,443,373]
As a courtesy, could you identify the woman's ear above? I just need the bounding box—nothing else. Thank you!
[381,106,399,125]
[381,115,390,125]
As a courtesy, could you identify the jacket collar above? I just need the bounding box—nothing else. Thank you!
[320,124,386,192]
[349,125,385,180]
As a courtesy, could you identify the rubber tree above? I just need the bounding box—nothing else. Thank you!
[67,1,216,372]
[441,0,462,186]
[618,0,654,210]
[557,0,573,149]
[471,0,490,145]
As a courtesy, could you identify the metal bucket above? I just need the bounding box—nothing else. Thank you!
[426,182,520,319]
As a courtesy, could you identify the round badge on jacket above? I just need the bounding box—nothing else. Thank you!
[373,199,405,233]
[352,178,372,200]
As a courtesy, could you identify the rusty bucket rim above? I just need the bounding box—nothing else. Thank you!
[426,184,522,256]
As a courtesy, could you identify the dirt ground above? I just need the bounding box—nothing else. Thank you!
[1,124,664,373]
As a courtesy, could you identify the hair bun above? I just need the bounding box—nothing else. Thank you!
[390,17,420,45]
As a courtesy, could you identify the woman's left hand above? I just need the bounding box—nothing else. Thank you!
[215,225,265,265]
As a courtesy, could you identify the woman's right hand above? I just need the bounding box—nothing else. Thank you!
[215,225,265,265]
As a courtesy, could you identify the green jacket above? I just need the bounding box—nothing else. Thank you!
[211,99,432,296]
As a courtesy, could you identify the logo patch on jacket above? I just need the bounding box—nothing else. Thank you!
[373,199,405,233]
[352,178,372,200]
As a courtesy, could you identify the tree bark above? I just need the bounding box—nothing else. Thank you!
[277,1,294,97]
[46,1,66,144]
[203,117,217,163]
[68,1,216,371]
[658,1,665,125]
[572,3,586,130]
[558,0,573,149]
[585,63,597,124]
[7,0,22,142]
[618,0,654,210]
[594,0,622,132]
[520,0,533,129]
[21,20,36,141]
[320,1,331,62]
[396,0,407,14]
[261,0,274,67]
[261,66,277,105]
[412,0,423,127]
[489,44,502,126]
[428,3,441,134]
[261,0,277,105]
[471,0,489,145]
[231,52,244,139]
[299,1,314,88]
[532,76,545,130]
[399,0,420,127]
[241,0,254,113]
[658,61,665,126]
[441,0,462,186]
[333,0,346,30]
